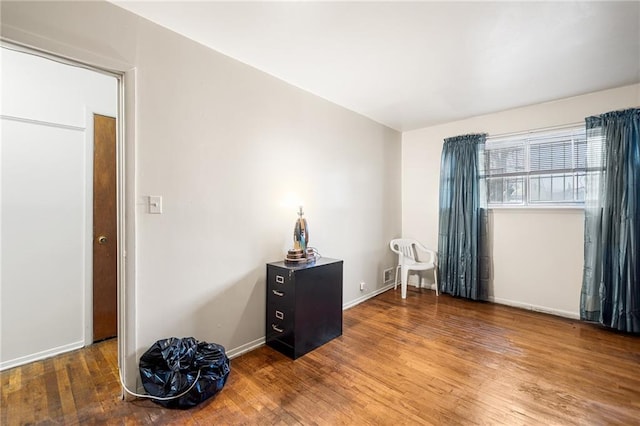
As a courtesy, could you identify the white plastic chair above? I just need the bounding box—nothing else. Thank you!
[389,238,438,299]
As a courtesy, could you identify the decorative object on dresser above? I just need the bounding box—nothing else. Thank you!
[285,206,317,264]
[266,258,343,359]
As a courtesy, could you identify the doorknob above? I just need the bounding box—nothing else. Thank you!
[98,235,108,245]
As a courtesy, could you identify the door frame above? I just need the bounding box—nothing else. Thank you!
[1,40,136,390]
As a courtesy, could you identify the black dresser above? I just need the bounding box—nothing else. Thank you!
[265,258,343,359]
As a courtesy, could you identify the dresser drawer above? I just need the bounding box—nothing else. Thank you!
[266,286,293,307]
[267,306,292,327]
[267,269,293,291]
[267,308,294,345]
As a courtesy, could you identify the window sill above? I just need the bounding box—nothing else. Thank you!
[489,204,584,211]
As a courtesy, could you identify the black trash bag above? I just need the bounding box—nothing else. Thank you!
[139,337,230,408]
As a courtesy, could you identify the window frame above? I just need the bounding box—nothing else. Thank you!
[485,124,586,209]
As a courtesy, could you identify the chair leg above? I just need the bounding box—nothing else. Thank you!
[394,265,400,290]
[434,267,439,296]
[401,267,409,299]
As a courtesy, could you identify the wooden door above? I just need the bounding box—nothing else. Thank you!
[93,114,117,342]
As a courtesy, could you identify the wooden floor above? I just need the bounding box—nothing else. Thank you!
[3,288,640,425]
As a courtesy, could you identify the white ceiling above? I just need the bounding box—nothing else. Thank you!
[113,1,640,131]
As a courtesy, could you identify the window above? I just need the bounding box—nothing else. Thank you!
[485,126,586,207]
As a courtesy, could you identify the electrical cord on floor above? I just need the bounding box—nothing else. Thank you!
[118,368,202,401]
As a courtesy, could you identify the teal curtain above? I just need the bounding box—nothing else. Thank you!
[581,108,640,332]
[438,134,488,300]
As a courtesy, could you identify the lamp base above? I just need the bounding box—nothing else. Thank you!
[285,248,317,265]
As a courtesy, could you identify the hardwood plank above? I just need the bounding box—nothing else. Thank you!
[3,363,23,424]
[2,289,640,424]
[24,361,48,423]
[43,358,64,422]
[53,355,79,424]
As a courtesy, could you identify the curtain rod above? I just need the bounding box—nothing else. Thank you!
[487,121,584,140]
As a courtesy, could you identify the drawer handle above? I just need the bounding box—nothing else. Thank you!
[275,275,284,284]
[272,290,284,297]
[275,310,284,320]
[272,324,284,333]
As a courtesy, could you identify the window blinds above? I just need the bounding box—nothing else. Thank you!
[486,126,586,177]
[485,125,588,205]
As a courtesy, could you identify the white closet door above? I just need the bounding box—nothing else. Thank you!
[1,118,86,362]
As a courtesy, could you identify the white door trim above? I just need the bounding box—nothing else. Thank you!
[0,40,136,390]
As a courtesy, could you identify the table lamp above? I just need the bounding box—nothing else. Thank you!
[285,206,317,264]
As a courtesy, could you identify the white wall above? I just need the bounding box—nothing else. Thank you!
[133,22,401,354]
[0,48,117,369]
[403,84,639,318]
[0,1,401,384]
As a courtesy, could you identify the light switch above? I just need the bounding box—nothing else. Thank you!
[149,195,162,214]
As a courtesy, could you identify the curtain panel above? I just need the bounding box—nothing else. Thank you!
[438,134,489,300]
[581,108,640,333]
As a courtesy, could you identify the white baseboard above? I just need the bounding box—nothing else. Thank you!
[343,282,396,310]
[487,296,580,320]
[0,340,85,371]
[227,337,265,359]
